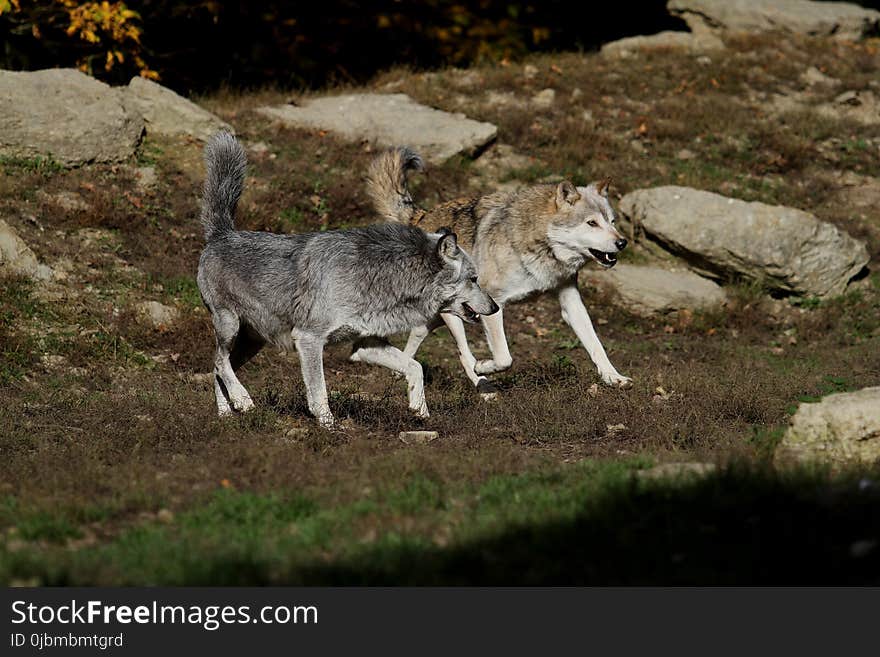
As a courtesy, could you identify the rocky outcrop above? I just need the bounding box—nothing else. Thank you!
[620,186,869,298]
[668,0,880,41]
[122,77,232,141]
[776,387,880,465]
[0,69,143,166]
[582,263,726,316]
[257,93,497,163]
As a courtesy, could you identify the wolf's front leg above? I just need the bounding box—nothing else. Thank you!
[558,282,632,389]
[473,309,513,376]
[295,336,335,427]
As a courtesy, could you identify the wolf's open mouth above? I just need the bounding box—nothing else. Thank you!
[588,248,618,268]
[462,303,480,323]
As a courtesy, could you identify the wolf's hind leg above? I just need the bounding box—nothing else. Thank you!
[351,338,429,418]
[295,336,335,428]
[212,309,255,414]
[474,309,513,376]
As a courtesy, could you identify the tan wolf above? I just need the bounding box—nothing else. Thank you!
[366,147,633,397]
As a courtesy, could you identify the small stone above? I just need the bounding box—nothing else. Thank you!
[156,508,175,523]
[135,165,158,192]
[398,430,439,445]
[0,220,54,281]
[36,190,90,212]
[676,148,696,160]
[136,300,178,330]
[531,88,556,108]
[523,64,539,79]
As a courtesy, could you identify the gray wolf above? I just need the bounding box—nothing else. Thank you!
[366,147,632,396]
[197,133,498,427]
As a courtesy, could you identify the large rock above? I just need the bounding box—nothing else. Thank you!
[668,0,880,41]
[582,263,726,316]
[0,220,53,281]
[122,77,232,141]
[600,30,724,58]
[619,186,869,298]
[257,93,497,163]
[0,69,143,166]
[776,387,880,465]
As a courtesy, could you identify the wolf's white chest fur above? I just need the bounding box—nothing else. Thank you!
[494,255,577,304]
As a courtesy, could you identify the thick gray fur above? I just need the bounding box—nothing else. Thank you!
[197,132,497,427]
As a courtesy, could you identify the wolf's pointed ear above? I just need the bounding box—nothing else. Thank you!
[555,181,581,208]
[437,231,460,259]
[595,177,612,197]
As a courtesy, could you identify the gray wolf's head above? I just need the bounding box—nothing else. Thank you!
[545,178,628,268]
[434,229,499,323]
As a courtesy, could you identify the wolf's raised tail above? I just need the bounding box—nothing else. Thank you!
[366,147,425,223]
[201,131,247,241]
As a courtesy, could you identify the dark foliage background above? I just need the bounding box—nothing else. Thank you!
[1,1,879,93]
[2,1,685,92]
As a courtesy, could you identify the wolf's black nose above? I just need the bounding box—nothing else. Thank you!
[615,238,628,251]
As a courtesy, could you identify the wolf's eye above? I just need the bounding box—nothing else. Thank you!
[587,220,598,227]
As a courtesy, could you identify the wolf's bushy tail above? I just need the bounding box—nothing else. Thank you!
[366,146,425,223]
[201,131,247,241]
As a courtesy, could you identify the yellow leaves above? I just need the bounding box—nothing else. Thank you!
[49,1,154,79]
[0,0,20,16]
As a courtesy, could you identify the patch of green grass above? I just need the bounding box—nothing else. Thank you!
[136,140,164,167]
[791,296,822,310]
[0,154,64,176]
[4,460,878,585]
[0,277,54,382]
[161,275,202,308]
[279,206,306,230]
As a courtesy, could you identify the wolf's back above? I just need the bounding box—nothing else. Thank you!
[366,147,425,223]
[201,131,247,241]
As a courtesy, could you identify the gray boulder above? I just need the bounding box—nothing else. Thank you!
[776,387,880,465]
[0,69,143,166]
[582,263,726,316]
[620,186,868,298]
[123,77,232,141]
[0,220,53,281]
[668,0,880,41]
[257,93,497,163]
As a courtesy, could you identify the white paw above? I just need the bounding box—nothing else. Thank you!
[480,391,499,402]
[316,412,337,429]
[413,406,430,419]
[600,371,633,389]
[217,406,234,418]
[474,359,511,376]
[230,394,255,413]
